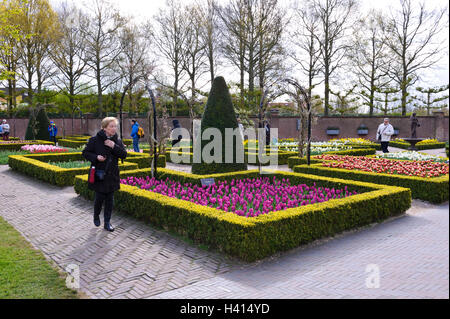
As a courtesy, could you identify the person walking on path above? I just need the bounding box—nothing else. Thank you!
[82,117,127,232]
[2,119,10,141]
[48,121,58,145]
[130,120,140,153]
[0,120,3,139]
[376,118,395,153]
[171,119,182,147]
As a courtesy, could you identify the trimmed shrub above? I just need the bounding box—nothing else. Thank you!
[125,152,166,169]
[58,139,88,148]
[74,168,411,261]
[389,140,446,150]
[8,153,138,186]
[293,163,449,203]
[192,76,247,174]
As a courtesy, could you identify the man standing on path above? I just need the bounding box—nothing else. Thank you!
[130,119,140,153]
[376,118,394,153]
[48,121,58,145]
[2,119,10,141]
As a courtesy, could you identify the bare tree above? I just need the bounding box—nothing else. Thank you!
[50,2,90,132]
[118,23,154,114]
[349,10,392,115]
[385,0,447,115]
[83,0,125,115]
[202,0,220,84]
[329,84,360,114]
[149,0,187,116]
[310,0,357,115]
[181,4,208,103]
[290,1,322,102]
[218,0,286,110]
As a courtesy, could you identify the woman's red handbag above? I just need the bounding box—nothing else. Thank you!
[88,166,96,184]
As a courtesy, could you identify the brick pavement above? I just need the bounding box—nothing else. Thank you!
[0,165,448,299]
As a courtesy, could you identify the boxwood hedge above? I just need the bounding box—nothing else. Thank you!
[74,168,411,261]
[8,153,138,186]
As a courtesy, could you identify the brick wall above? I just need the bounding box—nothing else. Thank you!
[7,112,449,142]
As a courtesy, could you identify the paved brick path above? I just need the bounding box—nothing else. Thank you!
[0,165,448,299]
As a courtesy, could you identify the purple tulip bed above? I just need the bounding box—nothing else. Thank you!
[120,176,358,217]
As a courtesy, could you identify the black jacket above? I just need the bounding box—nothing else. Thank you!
[82,130,127,193]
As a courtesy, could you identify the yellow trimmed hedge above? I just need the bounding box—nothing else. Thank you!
[389,141,446,150]
[57,139,88,148]
[8,153,138,186]
[125,152,166,169]
[0,140,54,151]
[74,168,411,261]
[293,163,449,203]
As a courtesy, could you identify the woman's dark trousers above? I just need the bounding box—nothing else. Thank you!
[94,191,114,224]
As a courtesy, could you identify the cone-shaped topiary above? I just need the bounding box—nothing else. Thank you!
[25,106,51,141]
[192,76,247,174]
[25,112,36,140]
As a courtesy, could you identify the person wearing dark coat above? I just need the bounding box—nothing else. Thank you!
[171,119,182,147]
[82,117,127,232]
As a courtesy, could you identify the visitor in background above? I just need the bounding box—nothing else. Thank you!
[376,118,394,153]
[171,119,182,147]
[82,117,127,232]
[0,120,3,139]
[264,120,271,146]
[48,121,58,145]
[237,117,245,141]
[2,119,10,141]
[130,119,140,153]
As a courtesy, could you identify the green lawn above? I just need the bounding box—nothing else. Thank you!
[0,151,27,165]
[0,216,79,299]
[48,160,90,168]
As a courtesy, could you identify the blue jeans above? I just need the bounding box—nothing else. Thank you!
[133,137,140,153]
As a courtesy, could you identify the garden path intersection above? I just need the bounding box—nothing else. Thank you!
[0,163,448,299]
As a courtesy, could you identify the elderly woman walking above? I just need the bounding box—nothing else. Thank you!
[82,117,127,232]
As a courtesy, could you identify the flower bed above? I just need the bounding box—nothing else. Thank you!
[121,176,358,217]
[287,148,377,169]
[317,155,448,178]
[21,144,69,153]
[293,157,449,203]
[74,167,411,261]
[0,140,54,151]
[375,151,448,163]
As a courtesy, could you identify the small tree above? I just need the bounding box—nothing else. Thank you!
[25,105,51,140]
[373,86,401,115]
[413,84,449,115]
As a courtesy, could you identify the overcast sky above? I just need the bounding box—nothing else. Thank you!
[51,0,449,103]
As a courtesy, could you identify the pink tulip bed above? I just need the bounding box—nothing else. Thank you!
[21,144,68,153]
[120,176,358,217]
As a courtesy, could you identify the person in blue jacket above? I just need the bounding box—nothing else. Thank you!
[48,121,58,145]
[130,119,140,152]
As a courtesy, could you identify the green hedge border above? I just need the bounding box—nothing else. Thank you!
[8,153,138,186]
[293,163,449,203]
[74,167,411,261]
[389,141,446,150]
